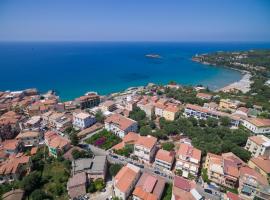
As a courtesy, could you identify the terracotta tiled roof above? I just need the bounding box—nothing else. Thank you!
[30,147,38,155]
[177,143,201,161]
[155,149,174,164]
[45,131,70,149]
[135,135,157,150]
[105,113,137,131]
[196,93,212,99]
[1,140,20,151]
[16,131,39,139]
[226,191,240,200]
[250,156,270,174]
[240,166,268,186]
[0,154,30,175]
[246,118,270,127]
[248,135,269,145]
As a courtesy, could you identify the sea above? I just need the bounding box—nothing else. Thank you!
[0,42,270,101]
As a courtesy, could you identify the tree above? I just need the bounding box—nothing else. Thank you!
[95,109,105,123]
[71,149,93,160]
[201,168,210,184]
[199,119,206,127]
[189,117,198,126]
[220,116,230,126]
[31,189,50,200]
[94,179,105,191]
[231,146,251,162]
[70,133,79,146]
[162,142,175,151]
[109,164,123,177]
[206,118,218,128]
[140,126,152,136]
[21,171,42,195]
[129,107,146,121]
[175,169,183,176]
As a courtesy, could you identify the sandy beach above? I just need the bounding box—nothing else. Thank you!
[216,71,252,93]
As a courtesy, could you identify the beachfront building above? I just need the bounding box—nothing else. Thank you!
[132,172,166,200]
[163,104,179,121]
[113,164,141,200]
[44,131,71,157]
[204,152,245,189]
[16,131,42,147]
[105,113,138,138]
[219,99,243,111]
[238,166,269,199]
[172,176,203,200]
[73,112,96,130]
[245,135,270,158]
[154,149,175,170]
[242,118,270,135]
[175,143,201,178]
[74,93,100,109]
[248,156,270,180]
[184,104,241,127]
[134,135,157,164]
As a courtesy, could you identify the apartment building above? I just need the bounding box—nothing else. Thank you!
[16,131,42,147]
[184,104,240,127]
[154,149,175,170]
[245,135,270,158]
[134,135,157,163]
[105,114,138,138]
[242,118,270,135]
[219,99,243,111]
[132,172,165,200]
[248,156,270,180]
[74,93,100,109]
[175,143,201,177]
[73,112,96,130]
[100,100,117,112]
[114,164,141,200]
[204,152,245,189]
[238,166,269,199]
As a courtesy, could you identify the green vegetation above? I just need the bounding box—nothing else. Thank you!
[161,183,172,200]
[71,149,93,160]
[114,144,134,157]
[201,168,210,184]
[87,179,105,193]
[70,133,79,146]
[161,142,175,151]
[85,129,121,150]
[95,109,105,123]
[109,164,123,177]
[175,169,183,176]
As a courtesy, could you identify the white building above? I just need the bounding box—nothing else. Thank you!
[73,112,96,130]
[113,164,141,200]
[245,135,270,158]
[242,118,270,135]
[134,135,157,163]
[105,113,138,138]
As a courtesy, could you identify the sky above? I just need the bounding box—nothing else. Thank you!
[0,0,270,42]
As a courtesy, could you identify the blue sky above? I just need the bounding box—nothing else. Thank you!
[0,0,270,41]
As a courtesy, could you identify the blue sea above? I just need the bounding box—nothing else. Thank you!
[0,42,270,101]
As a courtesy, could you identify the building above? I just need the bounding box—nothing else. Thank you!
[72,156,107,180]
[163,104,179,121]
[105,114,138,138]
[248,156,270,180]
[154,149,175,170]
[242,118,270,135]
[0,111,22,140]
[16,131,42,147]
[2,189,24,200]
[0,139,23,155]
[0,154,30,183]
[238,166,269,199]
[219,99,242,111]
[44,131,71,157]
[112,132,139,150]
[74,93,100,109]
[154,103,166,118]
[100,100,117,112]
[73,112,96,130]
[23,115,41,129]
[184,104,240,127]
[175,143,201,177]
[203,102,218,110]
[67,172,87,200]
[196,93,212,100]
[204,152,244,188]
[132,172,165,200]
[134,135,157,163]
[172,176,203,200]
[113,164,141,200]
[245,135,270,158]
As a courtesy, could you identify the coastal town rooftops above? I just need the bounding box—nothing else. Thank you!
[115,163,140,193]
[133,172,165,200]
[105,113,137,130]
[135,135,157,150]
[177,143,201,161]
[1,139,20,151]
[75,93,99,101]
[0,111,21,125]
[16,131,39,139]
[245,117,270,127]
[155,149,175,164]
[0,154,30,175]
[44,131,70,149]
[164,104,179,113]
[74,112,91,119]
[112,132,140,150]
[248,135,270,146]
[250,156,270,174]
